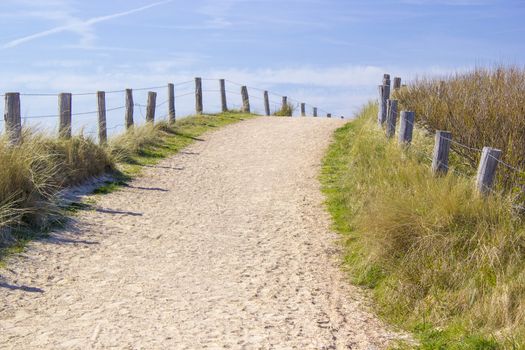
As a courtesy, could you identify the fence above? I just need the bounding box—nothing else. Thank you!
[2,77,337,146]
[377,73,523,197]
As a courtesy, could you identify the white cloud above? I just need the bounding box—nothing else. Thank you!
[0,64,471,122]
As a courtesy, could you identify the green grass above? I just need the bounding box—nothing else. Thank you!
[272,102,295,117]
[321,103,525,349]
[0,111,254,260]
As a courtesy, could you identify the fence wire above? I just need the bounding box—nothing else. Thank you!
[379,81,525,197]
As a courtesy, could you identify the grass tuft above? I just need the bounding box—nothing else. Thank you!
[273,102,295,117]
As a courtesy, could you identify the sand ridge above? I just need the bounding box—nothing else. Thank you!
[0,117,406,349]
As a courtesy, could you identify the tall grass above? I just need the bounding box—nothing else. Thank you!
[0,131,114,245]
[321,103,525,349]
[394,66,525,192]
[0,112,253,252]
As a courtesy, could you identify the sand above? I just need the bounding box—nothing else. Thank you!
[0,117,407,349]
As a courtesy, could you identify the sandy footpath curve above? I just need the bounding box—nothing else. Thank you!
[0,117,405,349]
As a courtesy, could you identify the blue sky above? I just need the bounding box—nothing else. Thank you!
[0,0,523,133]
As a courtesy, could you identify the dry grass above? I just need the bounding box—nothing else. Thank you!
[394,65,525,192]
[321,103,525,349]
[109,122,164,163]
[0,131,114,244]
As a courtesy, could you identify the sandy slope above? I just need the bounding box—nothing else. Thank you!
[0,117,407,349]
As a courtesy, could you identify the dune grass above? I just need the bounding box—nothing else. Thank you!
[394,65,525,193]
[0,131,114,246]
[321,103,525,349]
[0,111,253,259]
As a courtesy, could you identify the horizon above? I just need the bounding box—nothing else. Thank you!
[1,0,523,134]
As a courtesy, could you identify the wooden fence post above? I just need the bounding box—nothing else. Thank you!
[220,79,228,112]
[195,77,203,114]
[378,84,390,126]
[4,93,22,145]
[378,74,391,126]
[432,131,452,175]
[313,107,318,117]
[386,99,398,138]
[264,91,270,116]
[301,103,306,117]
[147,91,157,123]
[383,74,391,86]
[241,86,250,113]
[393,77,402,90]
[398,111,415,145]
[125,89,134,129]
[281,96,290,116]
[168,83,176,124]
[97,91,107,145]
[58,93,72,139]
[476,147,502,195]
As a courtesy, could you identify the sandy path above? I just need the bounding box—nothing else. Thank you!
[0,117,404,349]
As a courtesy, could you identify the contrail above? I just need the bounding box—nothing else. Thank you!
[2,0,173,49]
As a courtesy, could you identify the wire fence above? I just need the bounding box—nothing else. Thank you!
[1,77,337,143]
[378,74,525,200]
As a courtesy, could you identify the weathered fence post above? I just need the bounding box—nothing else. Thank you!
[386,99,398,138]
[146,91,157,123]
[393,77,402,90]
[383,74,391,86]
[300,103,306,117]
[264,91,270,116]
[281,96,290,116]
[125,89,134,129]
[168,83,176,124]
[378,85,390,126]
[220,79,228,112]
[476,147,502,195]
[327,113,332,118]
[313,107,318,117]
[58,93,72,139]
[97,91,107,145]
[4,93,22,145]
[241,86,250,113]
[398,111,415,145]
[195,77,203,114]
[378,74,391,127]
[432,131,452,175]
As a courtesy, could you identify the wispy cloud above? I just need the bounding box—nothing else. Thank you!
[1,0,173,49]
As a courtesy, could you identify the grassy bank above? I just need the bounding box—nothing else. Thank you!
[0,111,253,259]
[321,103,525,349]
